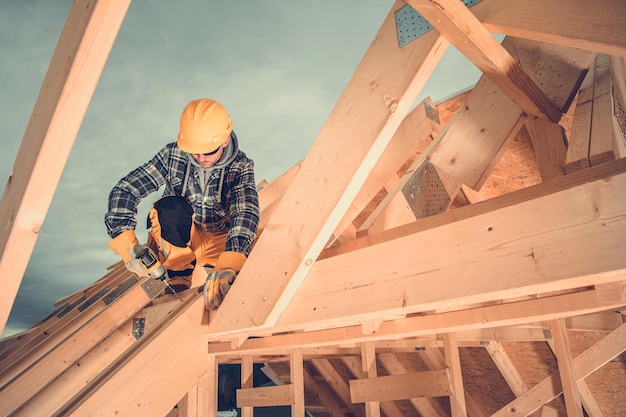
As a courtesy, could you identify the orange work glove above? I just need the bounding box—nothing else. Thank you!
[204,251,246,310]
[107,230,150,277]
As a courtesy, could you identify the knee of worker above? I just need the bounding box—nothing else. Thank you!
[148,196,195,272]
[148,195,193,248]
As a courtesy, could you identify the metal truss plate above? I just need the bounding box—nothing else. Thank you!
[56,296,86,319]
[103,276,138,305]
[78,287,110,312]
[401,160,450,219]
[132,317,145,340]
[142,278,166,299]
[396,0,482,47]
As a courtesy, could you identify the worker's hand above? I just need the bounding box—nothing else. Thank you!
[204,251,247,310]
[107,230,149,277]
[204,270,236,310]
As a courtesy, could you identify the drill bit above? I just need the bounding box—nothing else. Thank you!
[160,272,183,301]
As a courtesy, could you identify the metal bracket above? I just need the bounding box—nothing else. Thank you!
[395,0,482,47]
[78,287,110,312]
[401,160,450,220]
[103,276,138,305]
[142,278,166,299]
[132,317,145,340]
[56,296,86,319]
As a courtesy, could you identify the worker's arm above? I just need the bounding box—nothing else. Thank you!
[104,144,175,238]
[206,153,259,310]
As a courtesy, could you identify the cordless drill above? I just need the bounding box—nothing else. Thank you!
[131,244,177,294]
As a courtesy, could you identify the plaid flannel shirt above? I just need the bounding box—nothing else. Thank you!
[105,134,259,256]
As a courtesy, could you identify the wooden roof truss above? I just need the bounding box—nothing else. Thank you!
[1,0,625,416]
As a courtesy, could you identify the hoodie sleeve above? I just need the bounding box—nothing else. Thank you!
[104,145,172,238]
[225,155,260,256]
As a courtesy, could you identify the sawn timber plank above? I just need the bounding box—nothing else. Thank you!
[0,0,131,336]
[208,0,448,337]
[276,159,626,330]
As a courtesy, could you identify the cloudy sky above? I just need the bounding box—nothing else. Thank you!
[0,1,481,337]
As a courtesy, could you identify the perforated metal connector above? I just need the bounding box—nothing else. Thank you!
[401,160,450,219]
[395,0,482,47]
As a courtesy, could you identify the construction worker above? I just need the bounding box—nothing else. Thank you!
[105,98,260,309]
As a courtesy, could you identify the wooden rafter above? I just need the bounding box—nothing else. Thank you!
[492,323,626,417]
[210,0,449,337]
[0,0,131,337]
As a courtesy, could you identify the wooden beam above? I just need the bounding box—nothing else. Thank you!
[311,358,366,417]
[332,97,440,243]
[177,370,212,417]
[208,284,625,356]
[0,266,130,372]
[350,369,451,402]
[12,319,136,416]
[430,36,589,190]
[198,369,214,417]
[377,353,443,417]
[290,349,304,417]
[510,39,595,112]
[0,0,130,336]
[565,312,625,332]
[589,54,618,166]
[302,367,346,417]
[418,347,486,417]
[610,55,626,114]
[360,342,380,417]
[356,125,445,234]
[277,165,626,329]
[241,356,253,417]
[206,358,218,417]
[565,64,595,173]
[442,333,466,417]
[178,382,198,417]
[609,57,626,160]
[0,277,168,414]
[406,0,562,122]
[473,0,626,58]
[237,384,293,408]
[484,340,557,417]
[545,339,604,417]
[524,116,567,181]
[208,1,449,337]
[342,356,407,417]
[484,341,531,397]
[257,160,302,229]
[549,320,584,417]
[491,323,626,417]
[58,294,210,417]
[427,37,525,190]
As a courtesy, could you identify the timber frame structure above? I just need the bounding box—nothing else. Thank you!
[0,1,625,416]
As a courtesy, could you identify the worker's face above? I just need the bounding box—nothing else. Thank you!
[191,136,229,168]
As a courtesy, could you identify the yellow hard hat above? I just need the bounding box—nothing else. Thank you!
[177,98,233,154]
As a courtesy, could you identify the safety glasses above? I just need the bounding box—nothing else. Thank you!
[194,144,221,157]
